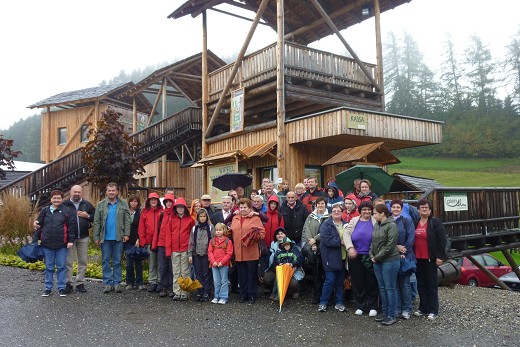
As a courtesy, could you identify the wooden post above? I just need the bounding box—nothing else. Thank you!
[161,77,167,187]
[502,249,520,281]
[132,96,137,132]
[308,0,381,92]
[467,255,511,291]
[276,0,286,181]
[202,10,209,194]
[374,0,385,110]
[94,100,99,128]
[205,0,270,138]
[46,106,51,163]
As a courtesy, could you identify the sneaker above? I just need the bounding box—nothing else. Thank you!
[64,282,73,294]
[334,304,346,312]
[180,294,189,301]
[248,296,256,304]
[211,298,219,304]
[318,304,327,312]
[58,289,67,297]
[75,284,87,293]
[172,294,181,301]
[414,310,428,317]
[114,285,123,293]
[374,314,385,322]
[355,309,363,316]
[147,284,157,292]
[42,289,52,297]
[369,309,378,317]
[218,299,227,304]
[200,294,210,302]
[427,313,439,320]
[381,317,397,325]
[401,312,411,320]
[103,286,114,293]
[126,285,134,290]
[138,285,146,290]
[168,290,174,298]
[159,288,168,298]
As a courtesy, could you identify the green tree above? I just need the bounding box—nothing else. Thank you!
[0,135,21,180]
[503,28,520,113]
[439,35,465,112]
[82,108,145,189]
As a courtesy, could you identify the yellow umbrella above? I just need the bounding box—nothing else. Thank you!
[276,264,295,312]
[177,276,203,292]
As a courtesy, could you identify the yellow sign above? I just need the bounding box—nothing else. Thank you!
[347,112,367,130]
[208,164,236,201]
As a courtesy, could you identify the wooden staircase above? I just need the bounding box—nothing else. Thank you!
[0,107,202,207]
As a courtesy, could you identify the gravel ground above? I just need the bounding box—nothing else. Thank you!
[0,265,519,347]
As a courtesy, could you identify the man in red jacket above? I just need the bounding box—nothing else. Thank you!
[301,177,326,213]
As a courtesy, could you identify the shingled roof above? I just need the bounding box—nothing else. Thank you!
[390,172,443,193]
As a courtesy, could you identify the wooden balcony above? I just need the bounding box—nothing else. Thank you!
[207,42,382,133]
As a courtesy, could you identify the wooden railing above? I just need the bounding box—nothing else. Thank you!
[0,107,202,205]
[207,42,378,102]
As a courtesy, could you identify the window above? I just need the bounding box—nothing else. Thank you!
[149,176,156,188]
[483,255,499,267]
[80,125,90,142]
[305,166,323,188]
[58,128,67,145]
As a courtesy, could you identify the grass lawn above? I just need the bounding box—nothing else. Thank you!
[388,157,520,187]
[489,251,520,268]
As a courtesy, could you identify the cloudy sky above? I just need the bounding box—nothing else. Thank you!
[1,0,518,130]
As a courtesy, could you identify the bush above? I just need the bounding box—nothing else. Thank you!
[0,193,36,255]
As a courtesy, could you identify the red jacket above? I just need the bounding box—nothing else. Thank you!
[168,198,195,254]
[301,188,326,213]
[208,236,234,267]
[138,206,163,246]
[265,195,284,247]
[153,207,172,251]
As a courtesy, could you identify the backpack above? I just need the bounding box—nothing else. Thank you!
[193,224,212,250]
[211,237,229,250]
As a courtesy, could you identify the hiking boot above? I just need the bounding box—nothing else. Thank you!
[159,288,168,298]
[147,284,157,292]
[248,296,256,304]
[103,286,114,293]
[374,314,385,322]
[126,284,134,290]
[381,317,397,326]
[334,303,346,312]
[58,289,67,297]
[180,294,189,301]
[42,289,52,297]
[172,294,181,301]
[75,284,87,293]
[114,285,123,293]
[318,304,327,312]
[64,282,73,294]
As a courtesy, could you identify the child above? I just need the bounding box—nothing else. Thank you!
[208,223,233,304]
[188,208,214,302]
[270,236,304,300]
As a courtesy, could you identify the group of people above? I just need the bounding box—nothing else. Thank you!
[33,177,448,325]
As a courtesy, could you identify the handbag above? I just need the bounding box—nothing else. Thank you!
[17,242,44,263]
[399,257,417,275]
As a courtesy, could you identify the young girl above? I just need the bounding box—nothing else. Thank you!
[208,223,233,304]
[188,208,214,302]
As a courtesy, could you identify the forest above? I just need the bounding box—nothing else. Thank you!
[1,29,519,162]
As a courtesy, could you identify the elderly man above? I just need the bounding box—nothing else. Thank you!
[280,191,309,245]
[93,183,131,293]
[62,185,95,293]
[262,180,278,205]
[211,195,234,226]
[200,194,215,220]
[234,186,246,199]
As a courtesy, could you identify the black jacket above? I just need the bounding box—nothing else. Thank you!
[62,199,95,239]
[279,199,309,244]
[129,208,141,245]
[34,204,77,249]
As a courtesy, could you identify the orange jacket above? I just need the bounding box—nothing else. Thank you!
[229,214,265,262]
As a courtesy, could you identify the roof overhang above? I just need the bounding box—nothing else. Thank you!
[322,142,400,166]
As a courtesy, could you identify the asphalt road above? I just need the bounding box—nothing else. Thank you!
[0,266,518,347]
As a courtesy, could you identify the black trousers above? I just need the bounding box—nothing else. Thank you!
[157,247,172,290]
[348,256,379,311]
[236,260,259,299]
[416,259,439,315]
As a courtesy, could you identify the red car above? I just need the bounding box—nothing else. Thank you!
[455,254,512,287]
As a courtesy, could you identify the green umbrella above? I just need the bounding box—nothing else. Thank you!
[335,164,394,195]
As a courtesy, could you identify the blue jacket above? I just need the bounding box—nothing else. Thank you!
[325,182,343,213]
[319,217,344,271]
[394,215,416,261]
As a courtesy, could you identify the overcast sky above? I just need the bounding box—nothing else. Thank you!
[1,0,518,130]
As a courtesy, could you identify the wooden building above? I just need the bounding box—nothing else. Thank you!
[168,0,443,199]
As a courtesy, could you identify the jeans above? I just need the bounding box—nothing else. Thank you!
[101,240,123,286]
[43,247,68,290]
[373,259,400,319]
[193,254,211,296]
[416,259,439,315]
[410,273,418,302]
[397,271,413,314]
[212,266,229,300]
[124,243,143,286]
[319,269,345,306]
[66,236,89,285]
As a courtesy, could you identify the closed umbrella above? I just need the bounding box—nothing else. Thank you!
[212,173,252,191]
[276,263,295,312]
[177,276,203,292]
[335,164,394,195]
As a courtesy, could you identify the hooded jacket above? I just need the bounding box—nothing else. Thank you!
[273,239,303,267]
[265,195,284,247]
[138,192,163,246]
[279,199,309,244]
[208,235,233,267]
[325,182,343,213]
[168,197,196,254]
[152,193,175,251]
[370,217,399,263]
[319,217,344,272]
[302,208,329,245]
[188,208,215,257]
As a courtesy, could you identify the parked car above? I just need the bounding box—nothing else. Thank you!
[455,254,512,287]
[497,266,520,292]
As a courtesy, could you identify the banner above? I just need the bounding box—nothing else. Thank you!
[230,88,245,133]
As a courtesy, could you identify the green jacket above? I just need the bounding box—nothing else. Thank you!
[370,217,399,263]
[93,197,130,243]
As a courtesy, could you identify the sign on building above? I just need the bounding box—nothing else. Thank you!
[444,193,469,211]
[230,88,245,133]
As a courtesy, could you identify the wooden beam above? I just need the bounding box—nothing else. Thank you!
[132,96,137,132]
[183,143,194,162]
[147,80,165,126]
[374,0,385,109]
[308,0,381,92]
[202,10,209,194]
[55,106,95,159]
[501,249,520,282]
[206,120,277,145]
[166,77,196,106]
[205,0,270,138]
[276,0,287,182]
[467,255,511,291]
[209,8,269,26]
[46,106,51,163]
